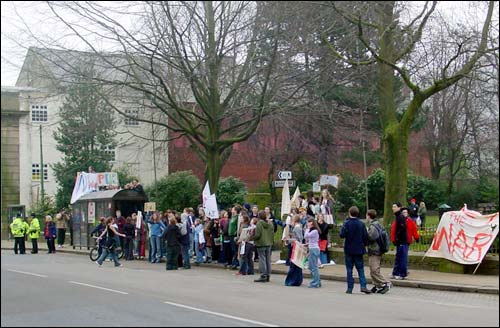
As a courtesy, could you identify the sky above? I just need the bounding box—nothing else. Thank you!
[1,1,497,86]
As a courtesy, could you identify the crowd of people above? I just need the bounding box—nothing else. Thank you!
[10,188,421,295]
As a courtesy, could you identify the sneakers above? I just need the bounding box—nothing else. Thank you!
[378,284,391,294]
[360,287,372,294]
[115,264,123,267]
[394,276,406,280]
[370,286,379,293]
[345,289,353,294]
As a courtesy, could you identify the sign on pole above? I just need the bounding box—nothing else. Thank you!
[278,171,292,180]
[272,180,296,188]
[319,175,339,188]
[88,202,95,224]
[144,202,156,212]
[312,181,321,192]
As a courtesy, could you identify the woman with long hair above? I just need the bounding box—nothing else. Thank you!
[305,218,321,288]
[96,217,126,267]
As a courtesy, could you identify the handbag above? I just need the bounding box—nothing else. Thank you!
[318,239,328,251]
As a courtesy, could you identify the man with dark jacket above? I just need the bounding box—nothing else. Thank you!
[252,211,274,282]
[390,203,419,280]
[339,206,371,294]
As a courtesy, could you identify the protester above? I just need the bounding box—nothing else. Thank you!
[320,189,335,225]
[165,216,182,270]
[250,205,259,262]
[340,206,371,294]
[391,204,419,280]
[305,218,322,288]
[236,214,254,276]
[252,210,274,283]
[408,198,419,223]
[306,191,316,217]
[219,210,229,265]
[210,218,221,263]
[418,201,427,228]
[264,206,279,233]
[203,217,213,263]
[44,215,57,254]
[96,217,126,267]
[179,210,192,269]
[123,216,136,260]
[366,209,391,294]
[55,208,69,248]
[145,212,166,263]
[91,217,107,257]
[228,206,241,269]
[194,218,205,265]
[10,214,28,254]
[28,214,40,254]
[134,212,147,260]
[187,208,196,258]
[285,215,304,287]
[317,214,331,265]
[283,207,299,266]
[115,210,126,251]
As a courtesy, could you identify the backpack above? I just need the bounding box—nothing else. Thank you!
[373,223,390,254]
[180,219,190,236]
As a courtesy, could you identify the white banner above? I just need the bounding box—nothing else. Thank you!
[291,186,301,209]
[70,172,120,204]
[424,208,499,265]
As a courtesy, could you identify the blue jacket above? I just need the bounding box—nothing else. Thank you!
[44,222,57,239]
[145,217,166,237]
[340,217,368,255]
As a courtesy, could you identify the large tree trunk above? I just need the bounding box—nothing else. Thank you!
[205,148,223,193]
[383,124,410,223]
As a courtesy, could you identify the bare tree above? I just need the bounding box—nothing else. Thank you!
[12,1,313,192]
[320,1,497,221]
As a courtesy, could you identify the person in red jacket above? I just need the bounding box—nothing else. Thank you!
[390,203,419,280]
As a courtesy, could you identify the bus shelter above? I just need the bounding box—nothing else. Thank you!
[71,189,148,249]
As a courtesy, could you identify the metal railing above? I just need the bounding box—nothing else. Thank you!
[273,223,499,255]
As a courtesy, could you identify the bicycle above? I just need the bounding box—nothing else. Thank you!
[90,236,124,261]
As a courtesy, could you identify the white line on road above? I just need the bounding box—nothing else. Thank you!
[164,301,279,327]
[68,281,129,295]
[7,269,48,278]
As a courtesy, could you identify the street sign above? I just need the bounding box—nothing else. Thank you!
[272,180,295,188]
[278,171,292,180]
[319,175,339,188]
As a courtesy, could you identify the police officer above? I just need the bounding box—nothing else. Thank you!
[28,213,41,254]
[10,214,29,254]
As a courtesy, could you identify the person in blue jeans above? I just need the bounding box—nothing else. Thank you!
[304,218,321,288]
[145,212,166,263]
[96,217,126,267]
[340,206,372,294]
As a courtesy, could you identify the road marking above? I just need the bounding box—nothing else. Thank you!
[164,301,279,327]
[7,269,48,278]
[68,281,128,295]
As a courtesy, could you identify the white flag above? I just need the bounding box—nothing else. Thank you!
[202,182,211,207]
[205,194,220,219]
[281,179,291,219]
[291,186,301,208]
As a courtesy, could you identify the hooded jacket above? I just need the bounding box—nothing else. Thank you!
[253,219,274,247]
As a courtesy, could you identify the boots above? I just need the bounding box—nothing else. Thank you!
[254,275,268,283]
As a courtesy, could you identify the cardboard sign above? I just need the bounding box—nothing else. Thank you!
[319,175,339,188]
[144,202,156,212]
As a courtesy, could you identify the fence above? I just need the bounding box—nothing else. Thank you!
[273,222,499,255]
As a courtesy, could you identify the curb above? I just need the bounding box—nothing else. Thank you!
[3,247,498,295]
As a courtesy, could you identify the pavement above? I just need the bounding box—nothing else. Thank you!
[2,240,498,295]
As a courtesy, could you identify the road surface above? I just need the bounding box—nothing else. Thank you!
[1,251,498,327]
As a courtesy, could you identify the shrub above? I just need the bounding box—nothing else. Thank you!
[217,176,247,210]
[146,171,201,211]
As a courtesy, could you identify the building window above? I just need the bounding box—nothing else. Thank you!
[124,109,139,126]
[31,105,48,122]
[32,164,48,181]
[102,145,116,162]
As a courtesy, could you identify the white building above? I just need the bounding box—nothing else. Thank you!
[14,47,169,209]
